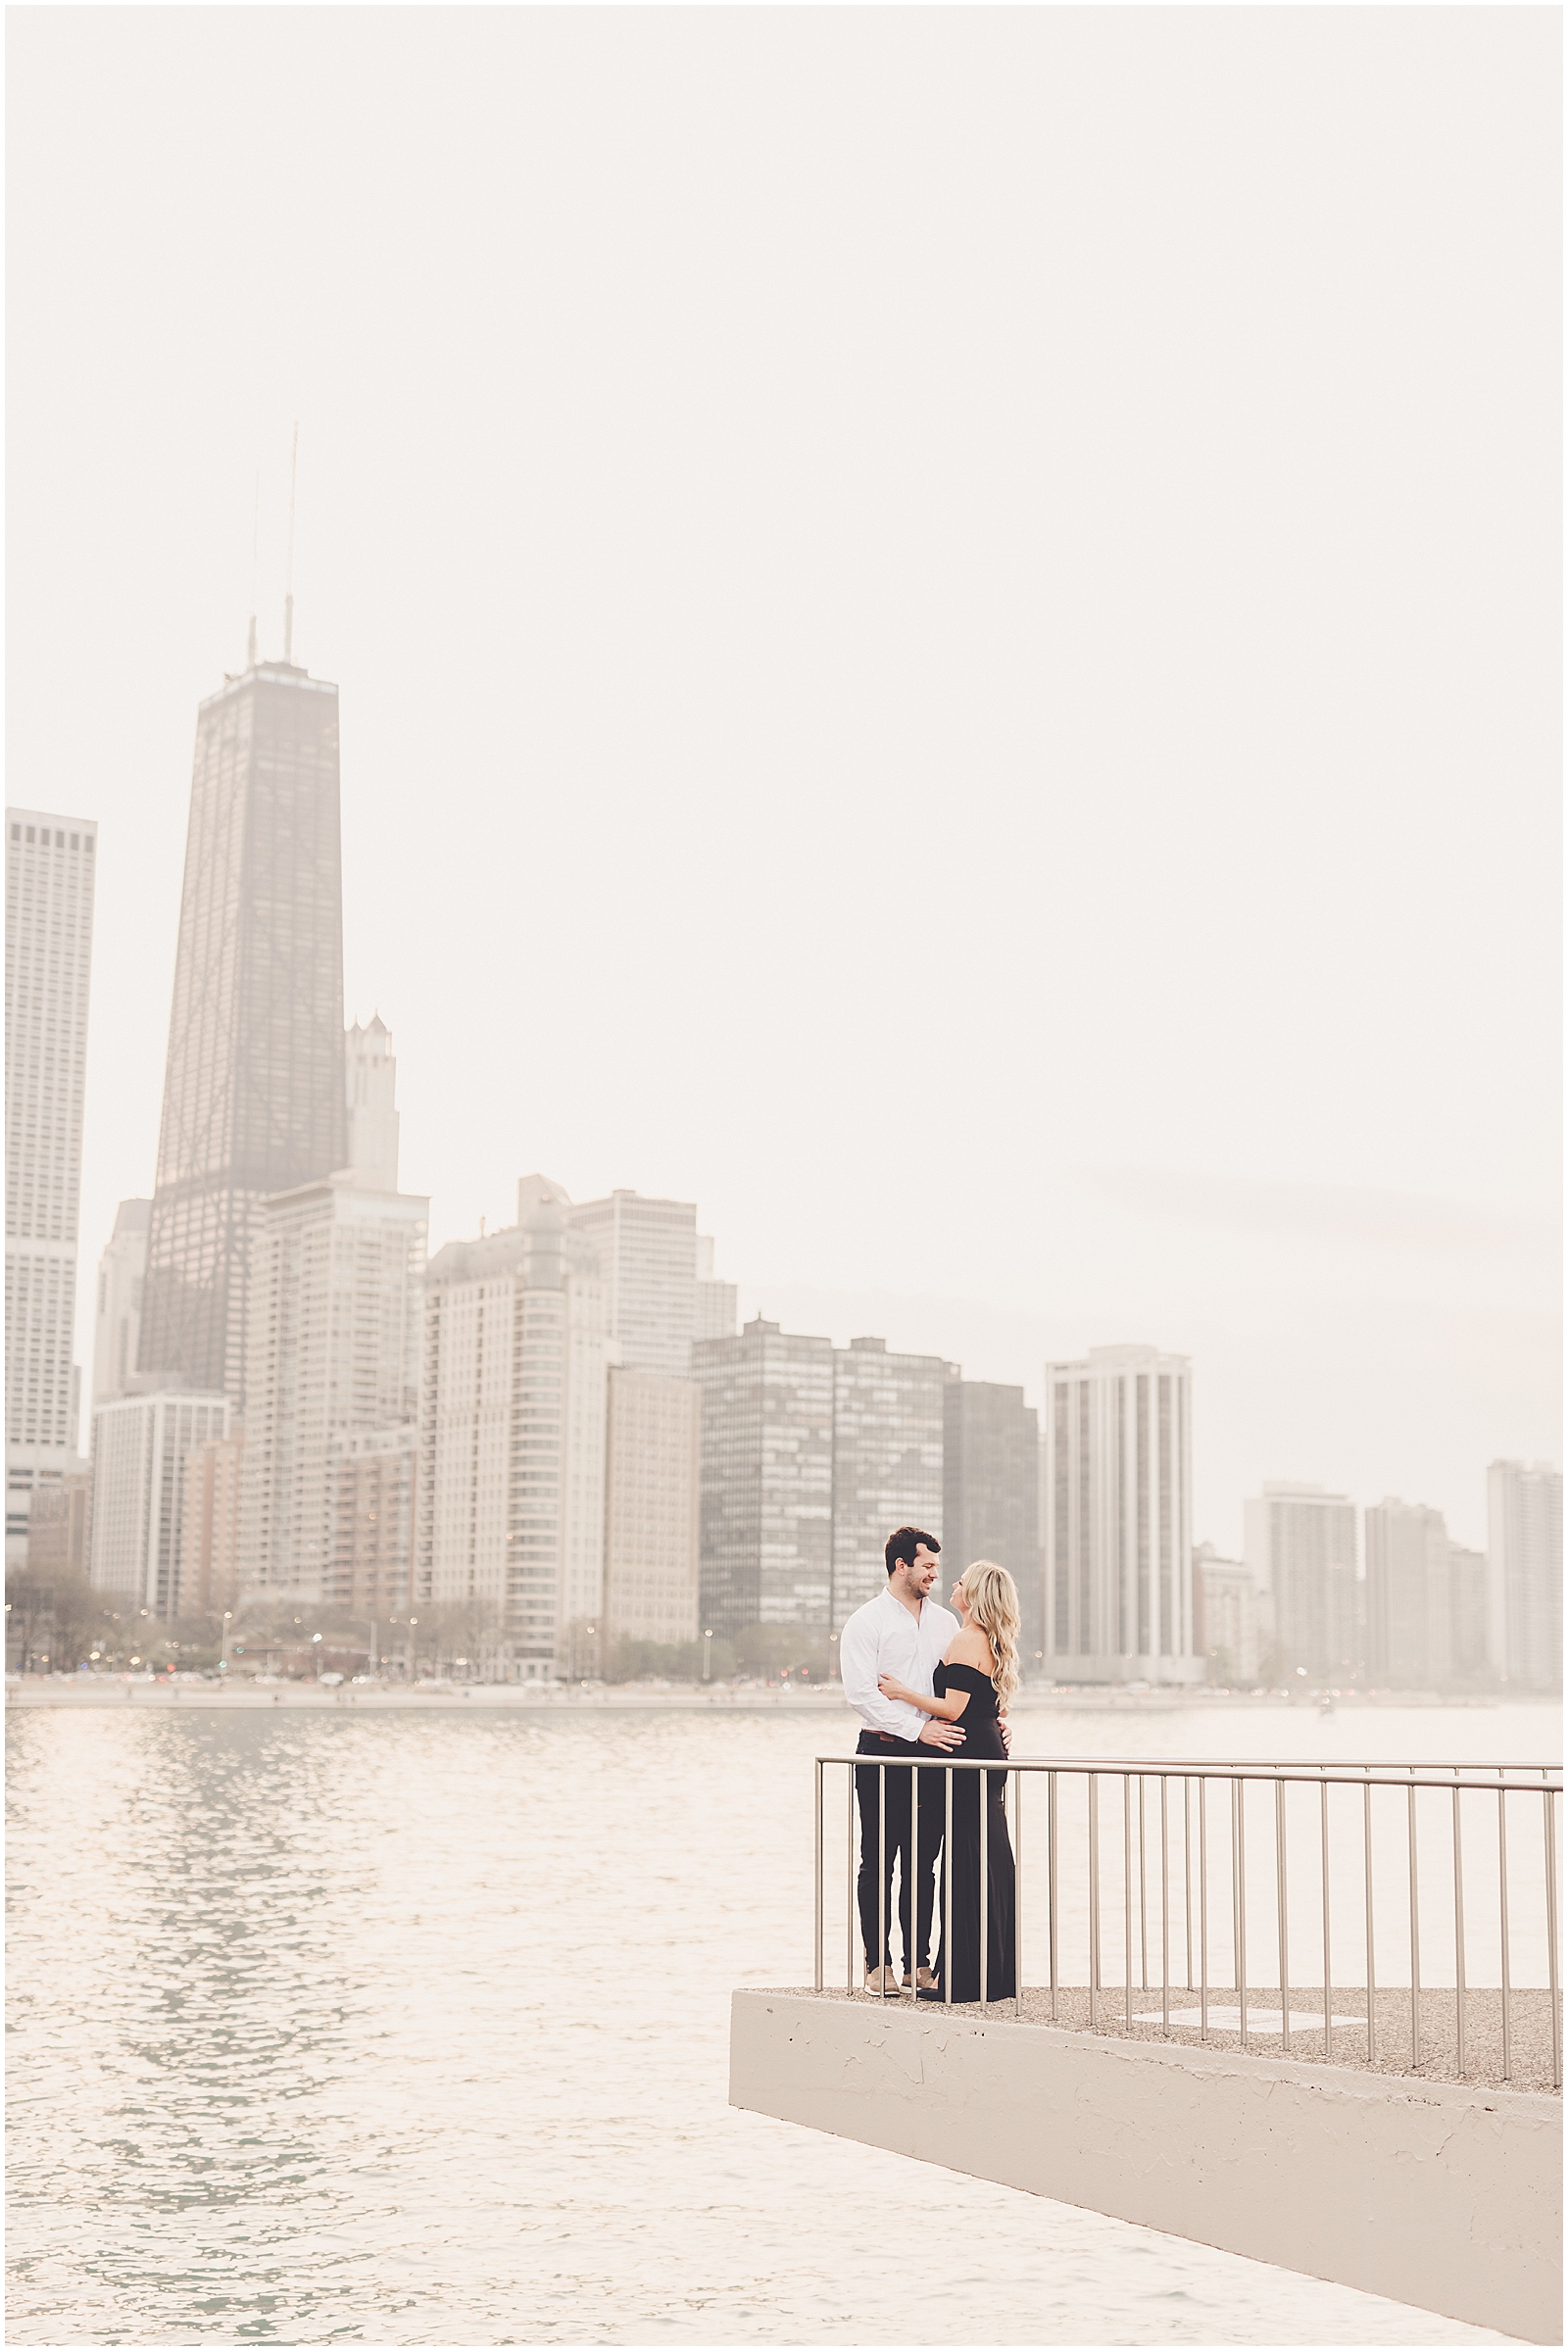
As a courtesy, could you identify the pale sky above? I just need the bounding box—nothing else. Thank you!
[8,6,1559,1552]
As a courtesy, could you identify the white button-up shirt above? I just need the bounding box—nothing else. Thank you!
[840,1586,960,1743]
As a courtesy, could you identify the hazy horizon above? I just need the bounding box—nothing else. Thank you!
[7,6,1559,1554]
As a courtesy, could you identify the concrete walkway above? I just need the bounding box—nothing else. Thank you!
[820,1982,1561,2095]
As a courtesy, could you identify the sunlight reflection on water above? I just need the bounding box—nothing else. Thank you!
[8,1701,1550,2345]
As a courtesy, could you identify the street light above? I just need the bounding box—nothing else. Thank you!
[220,1611,233,1675]
[702,1628,713,1685]
[312,1632,323,1680]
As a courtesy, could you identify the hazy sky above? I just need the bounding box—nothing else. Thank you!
[8,7,1559,1551]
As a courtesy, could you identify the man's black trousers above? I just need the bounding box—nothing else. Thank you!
[855,1729,945,1975]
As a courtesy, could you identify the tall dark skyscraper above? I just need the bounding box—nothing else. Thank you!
[943,1372,1041,1660]
[139,660,346,1405]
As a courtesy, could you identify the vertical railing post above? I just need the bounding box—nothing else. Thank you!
[1276,1778,1290,2055]
[1451,1786,1465,2080]
[1049,1769,1059,2023]
[1407,1783,1421,2072]
[944,1764,954,2011]
[846,1763,855,1993]
[1123,1775,1134,2032]
[1013,1765,1023,2022]
[1545,1785,1560,2092]
[909,1756,919,1994]
[1236,1777,1249,2048]
[1088,1773,1101,2032]
[1138,1774,1149,1993]
[1321,1778,1332,2061]
[876,1765,887,1997]
[1199,1774,1209,2041]
[979,1762,990,2014]
[1160,1774,1170,2033]
[1498,1785,1511,2083]
[1364,1779,1377,2066]
[814,1758,824,1992]
[1184,1776,1194,1991]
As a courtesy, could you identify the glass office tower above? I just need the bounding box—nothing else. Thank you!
[139,661,347,1406]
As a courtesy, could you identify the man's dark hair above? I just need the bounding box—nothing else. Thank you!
[885,1526,940,1577]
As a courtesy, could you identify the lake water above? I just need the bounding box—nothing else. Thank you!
[7,1699,1557,2346]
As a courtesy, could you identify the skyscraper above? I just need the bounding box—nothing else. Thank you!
[26,1470,92,1583]
[1447,1541,1490,1683]
[830,1338,946,1629]
[1040,1344,1200,1684]
[1192,1542,1259,1684]
[140,660,347,1406]
[695,1235,738,1345]
[1242,1481,1361,1681]
[1487,1460,1563,1692]
[694,1318,833,1640]
[330,1425,416,1625]
[603,1368,702,1650]
[418,1198,611,1679]
[92,1199,151,1408]
[562,1187,698,1374]
[89,1388,231,1615]
[179,1428,246,1618]
[1365,1498,1451,1687]
[942,1373,1041,1656]
[238,1173,427,1601]
[6,809,96,1566]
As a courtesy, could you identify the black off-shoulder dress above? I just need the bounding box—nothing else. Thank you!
[920,1661,1016,2003]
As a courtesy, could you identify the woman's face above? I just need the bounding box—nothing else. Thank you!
[952,1578,968,1614]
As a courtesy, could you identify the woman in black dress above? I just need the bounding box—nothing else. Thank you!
[879,1560,1019,2005]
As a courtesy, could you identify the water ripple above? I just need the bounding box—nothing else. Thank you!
[7,1706,1526,2344]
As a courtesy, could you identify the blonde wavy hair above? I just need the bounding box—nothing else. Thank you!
[957,1560,1020,1711]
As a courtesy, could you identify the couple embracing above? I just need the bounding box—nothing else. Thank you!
[839,1526,1018,2004]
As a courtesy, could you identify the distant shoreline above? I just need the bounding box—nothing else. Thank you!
[6,1679,1544,1715]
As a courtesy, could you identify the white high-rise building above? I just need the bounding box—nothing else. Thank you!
[344,1015,400,1192]
[419,1194,611,1679]
[562,1186,697,1374]
[695,1235,737,1345]
[6,809,96,1564]
[1365,1498,1451,1688]
[603,1369,701,1650]
[93,1200,152,1408]
[239,1175,427,1601]
[89,1388,230,1615]
[1041,1344,1201,1684]
[1242,1481,1360,1681]
[1487,1461,1563,1692]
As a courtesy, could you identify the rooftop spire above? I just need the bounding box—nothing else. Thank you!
[282,422,298,664]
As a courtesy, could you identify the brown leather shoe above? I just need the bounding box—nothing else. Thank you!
[902,1967,938,1991]
[863,1964,904,1996]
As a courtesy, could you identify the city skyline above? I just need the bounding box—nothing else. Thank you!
[11,8,1558,1556]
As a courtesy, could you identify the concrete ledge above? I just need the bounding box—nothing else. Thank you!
[730,1988,1562,2343]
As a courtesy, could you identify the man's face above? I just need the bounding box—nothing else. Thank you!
[906,1544,940,1596]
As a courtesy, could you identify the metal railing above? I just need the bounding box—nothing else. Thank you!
[814,1754,1562,2087]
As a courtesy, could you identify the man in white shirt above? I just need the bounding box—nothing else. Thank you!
[839,1525,963,1995]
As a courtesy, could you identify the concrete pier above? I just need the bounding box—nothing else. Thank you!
[730,1987,1562,2343]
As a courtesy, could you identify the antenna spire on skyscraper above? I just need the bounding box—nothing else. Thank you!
[282,422,298,664]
